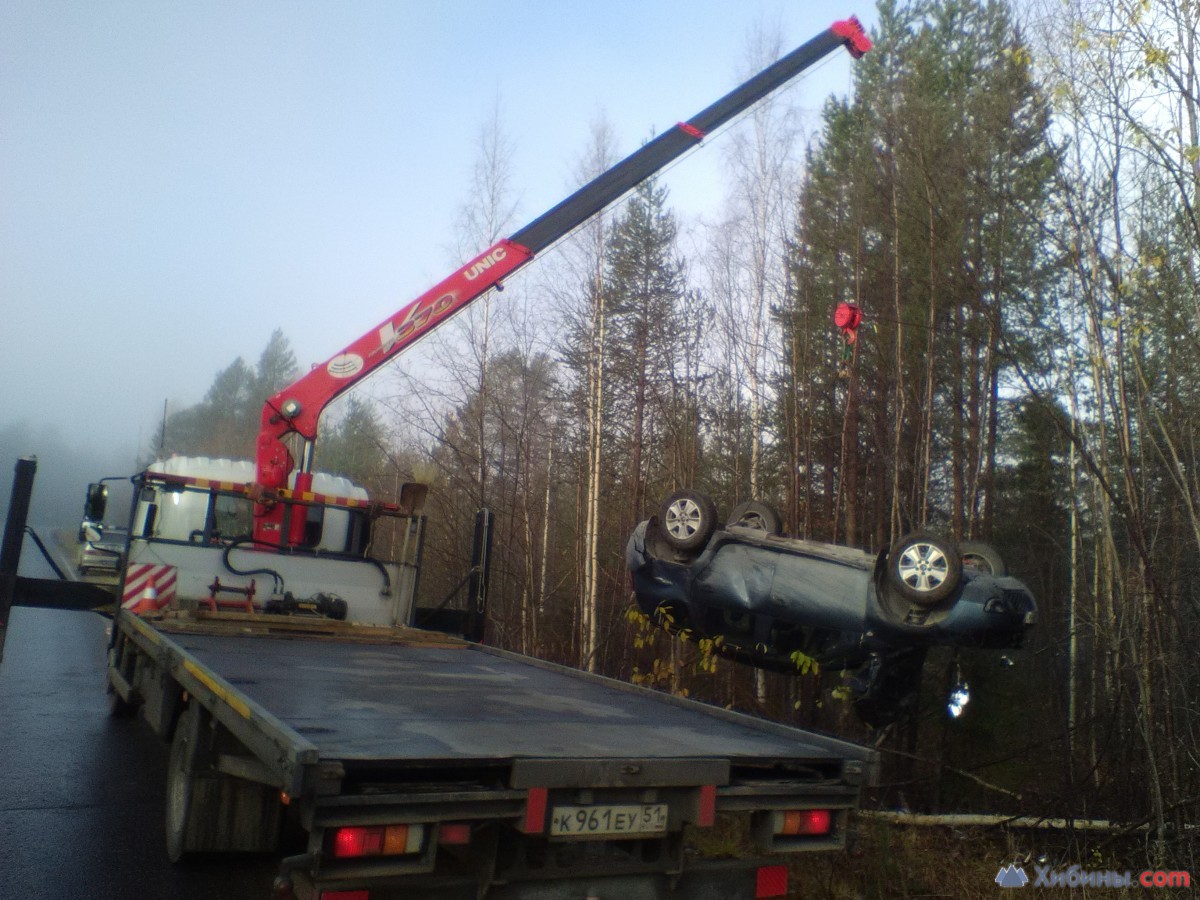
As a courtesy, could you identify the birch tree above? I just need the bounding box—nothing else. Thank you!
[710,23,803,504]
[555,117,619,672]
[1026,0,1200,859]
[453,96,520,512]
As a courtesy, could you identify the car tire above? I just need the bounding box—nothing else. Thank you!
[658,490,718,553]
[960,541,1006,576]
[887,531,962,605]
[726,500,783,535]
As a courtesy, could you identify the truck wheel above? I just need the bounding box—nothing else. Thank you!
[658,490,717,553]
[887,531,962,605]
[166,703,205,862]
[166,703,283,861]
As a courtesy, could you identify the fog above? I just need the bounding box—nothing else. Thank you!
[0,1,865,570]
[1,2,862,450]
[0,420,138,576]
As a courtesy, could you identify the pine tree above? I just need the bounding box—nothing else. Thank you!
[160,331,300,460]
[314,394,389,486]
[784,0,1057,546]
[253,328,299,401]
[604,177,687,527]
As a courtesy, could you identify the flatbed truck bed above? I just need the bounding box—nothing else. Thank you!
[109,610,877,899]
[150,612,864,764]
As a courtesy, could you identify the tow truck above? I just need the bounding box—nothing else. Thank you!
[0,18,876,899]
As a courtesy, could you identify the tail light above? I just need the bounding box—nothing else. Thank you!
[329,824,424,858]
[775,809,832,836]
[438,822,472,845]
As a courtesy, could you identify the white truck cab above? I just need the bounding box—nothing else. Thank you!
[116,456,425,627]
[134,457,368,552]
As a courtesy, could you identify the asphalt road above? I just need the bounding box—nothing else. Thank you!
[0,606,277,899]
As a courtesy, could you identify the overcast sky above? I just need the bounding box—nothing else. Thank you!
[1,0,870,527]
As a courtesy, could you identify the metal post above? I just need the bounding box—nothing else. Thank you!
[466,508,493,643]
[1,456,38,662]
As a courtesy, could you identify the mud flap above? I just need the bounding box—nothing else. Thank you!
[166,703,282,861]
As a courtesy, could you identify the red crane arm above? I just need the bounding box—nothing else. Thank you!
[252,239,532,545]
[252,17,871,546]
[255,239,531,485]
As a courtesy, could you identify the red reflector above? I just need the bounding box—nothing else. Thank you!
[697,784,717,827]
[524,787,548,833]
[439,822,471,845]
[320,892,369,900]
[781,809,833,836]
[756,864,788,898]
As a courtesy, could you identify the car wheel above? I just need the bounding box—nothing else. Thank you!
[887,531,962,605]
[960,541,1006,576]
[726,500,783,535]
[658,490,718,553]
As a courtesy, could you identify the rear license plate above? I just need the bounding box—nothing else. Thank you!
[549,803,668,838]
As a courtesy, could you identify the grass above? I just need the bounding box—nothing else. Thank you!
[791,818,1194,899]
[690,813,1195,898]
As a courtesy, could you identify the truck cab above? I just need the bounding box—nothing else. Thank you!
[111,456,426,627]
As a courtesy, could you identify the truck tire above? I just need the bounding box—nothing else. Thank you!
[166,704,282,861]
[166,703,205,862]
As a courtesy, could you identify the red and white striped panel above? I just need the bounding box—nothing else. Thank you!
[121,564,177,613]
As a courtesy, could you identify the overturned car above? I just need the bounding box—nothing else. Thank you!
[626,490,1037,724]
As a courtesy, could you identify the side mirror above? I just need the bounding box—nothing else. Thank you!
[84,483,108,523]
